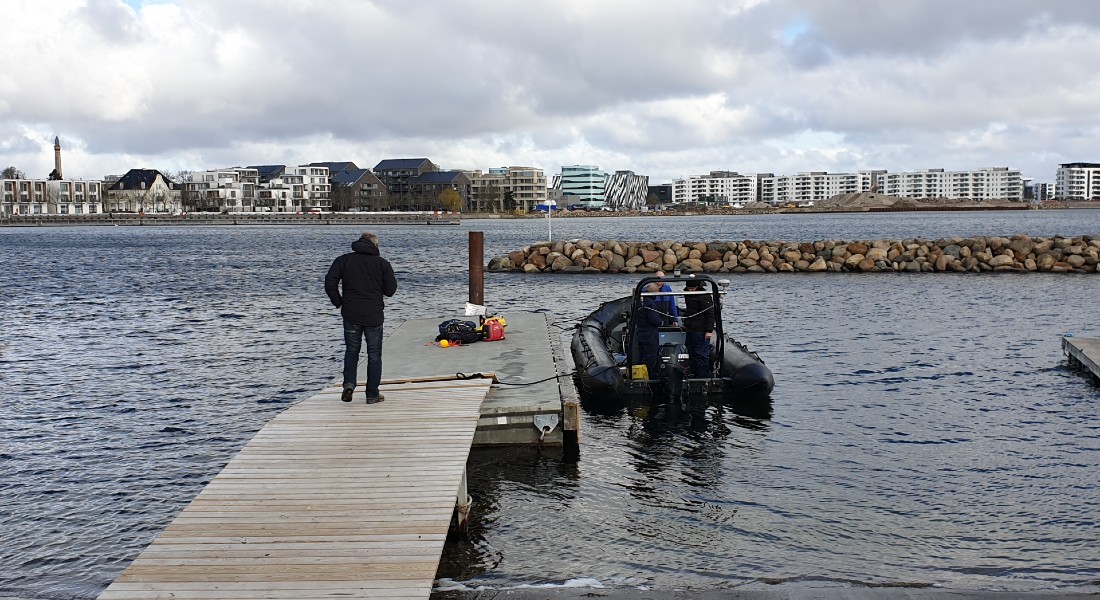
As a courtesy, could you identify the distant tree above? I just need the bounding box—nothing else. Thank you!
[646,191,660,207]
[503,190,516,211]
[2,166,26,179]
[438,189,463,212]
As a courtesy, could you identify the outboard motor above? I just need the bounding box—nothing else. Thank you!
[658,341,690,400]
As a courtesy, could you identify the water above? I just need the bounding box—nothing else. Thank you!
[1,211,1099,598]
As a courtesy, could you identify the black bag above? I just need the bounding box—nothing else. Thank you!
[436,319,480,344]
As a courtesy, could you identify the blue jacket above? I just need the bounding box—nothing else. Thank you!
[636,296,665,334]
[657,283,680,322]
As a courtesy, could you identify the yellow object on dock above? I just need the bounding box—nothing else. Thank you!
[98,377,493,600]
[631,364,649,380]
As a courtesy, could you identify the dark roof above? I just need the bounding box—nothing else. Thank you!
[107,168,173,191]
[248,165,286,182]
[410,171,469,185]
[1060,162,1100,169]
[310,161,358,174]
[332,168,371,185]
[374,158,434,172]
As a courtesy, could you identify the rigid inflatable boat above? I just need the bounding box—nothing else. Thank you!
[571,275,773,404]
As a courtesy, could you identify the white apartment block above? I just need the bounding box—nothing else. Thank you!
[671,167,1022,206]
[876,168,1023,201]
[604,170,650,210]
[1,178,103,215]
[765,172,860,205]
[254,166,332,212]
[1055,163,1100,200]
[672,171,758,206]
[186,168,259,212]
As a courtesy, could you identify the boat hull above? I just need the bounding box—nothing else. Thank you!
[571,296,774,404]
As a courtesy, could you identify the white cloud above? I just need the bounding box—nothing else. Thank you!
[1,0,1099,184]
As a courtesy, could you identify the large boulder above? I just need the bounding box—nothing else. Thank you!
[867,248,889,261]
[550,256,573,271]
[1008,235,1033,257]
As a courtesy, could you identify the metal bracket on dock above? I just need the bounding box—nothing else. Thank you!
[533,414,559,435]
[455,467,473,533]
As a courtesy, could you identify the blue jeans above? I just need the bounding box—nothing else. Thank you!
[343,320,384,397]
[685,331,711,377]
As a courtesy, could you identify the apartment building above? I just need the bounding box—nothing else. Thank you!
[1055,163,1100,200]
[241,164,331,212]
[185,167,259,212]
[1,178,103,215]
[408,171,472,210]
[672,166,1022,206]
[330,168,386,210]
[374,158,438,205]
[672,171,770,206]
[466,167,549,212]
[876,168,1023,201]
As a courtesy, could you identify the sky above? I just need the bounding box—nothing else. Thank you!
[2,0,1099,185]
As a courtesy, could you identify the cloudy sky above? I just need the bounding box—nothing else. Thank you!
[2,0,1099,185]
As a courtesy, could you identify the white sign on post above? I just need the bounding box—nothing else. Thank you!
[465,302,487,316]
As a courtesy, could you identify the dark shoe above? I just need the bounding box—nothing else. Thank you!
[364,393,385,404]
[340,387,354,403]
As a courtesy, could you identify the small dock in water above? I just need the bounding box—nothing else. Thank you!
[98,378,493,599]
[1063,336,1100,385]
[98,310,577,599]
[382,311,577,446]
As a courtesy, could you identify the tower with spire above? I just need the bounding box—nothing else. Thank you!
[49,136,63,180]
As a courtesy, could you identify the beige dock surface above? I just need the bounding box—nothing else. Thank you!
[98,377,494,600]
[1063,336,1100,384]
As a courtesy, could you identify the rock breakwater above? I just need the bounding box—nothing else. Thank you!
[488,235,1098,274]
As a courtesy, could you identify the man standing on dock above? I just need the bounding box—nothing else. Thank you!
[325,231,398,403]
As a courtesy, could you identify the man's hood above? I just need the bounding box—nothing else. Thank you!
[351,238,380,255]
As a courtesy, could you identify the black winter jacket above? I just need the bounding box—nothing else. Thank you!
[683,291,715,333]
[325,238,398,327]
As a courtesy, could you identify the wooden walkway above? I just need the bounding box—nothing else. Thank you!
[1063,336,1100,385]
[98,377,494,600]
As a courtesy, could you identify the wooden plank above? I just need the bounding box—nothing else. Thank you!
[99,378,492,600]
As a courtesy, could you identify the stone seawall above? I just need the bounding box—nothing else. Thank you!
[488,235,1099,274]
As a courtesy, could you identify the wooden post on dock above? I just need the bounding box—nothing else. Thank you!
[470,231,484,307]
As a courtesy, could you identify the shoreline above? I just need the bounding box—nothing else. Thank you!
[431,585,1100,600]
[2,201,1096,227]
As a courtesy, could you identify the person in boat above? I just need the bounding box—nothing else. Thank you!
[635,282,665,377]
[653,270,680,326]
[682,278,715,377]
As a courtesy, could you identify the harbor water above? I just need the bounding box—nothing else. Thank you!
[1,211,1099,598]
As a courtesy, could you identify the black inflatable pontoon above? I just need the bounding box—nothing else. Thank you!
[571,274,773,404]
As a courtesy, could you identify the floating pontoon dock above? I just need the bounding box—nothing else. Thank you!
[97,377,493,599]
[1063,336,1100,385]
[98,310,577,599]
[381,311,578,446]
